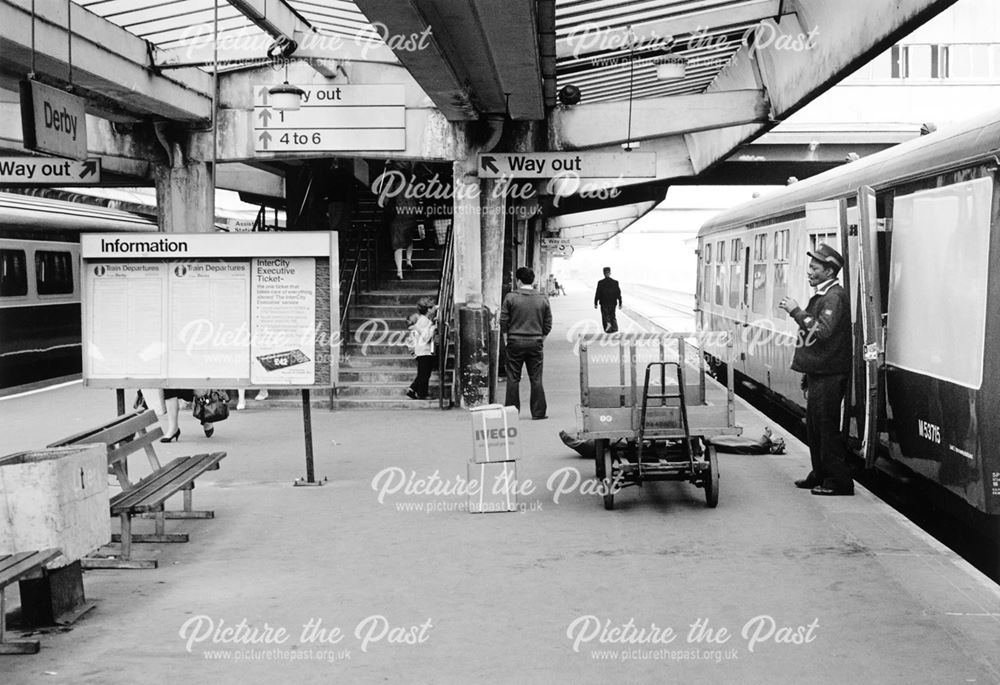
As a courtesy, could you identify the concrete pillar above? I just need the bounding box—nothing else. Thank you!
[452,155,482,305]
[153,159,214,233]
[481,180,507,402]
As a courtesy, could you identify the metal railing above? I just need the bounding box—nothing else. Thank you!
[436,223,456,409]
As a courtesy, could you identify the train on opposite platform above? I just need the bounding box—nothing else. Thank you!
[0,192,155,389]
[696,106,1000,520]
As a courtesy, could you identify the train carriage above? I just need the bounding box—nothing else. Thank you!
[0,192,156,389]
[696,107,1000,517]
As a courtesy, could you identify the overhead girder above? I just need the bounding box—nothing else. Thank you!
[0,0,212,122]
[352,0,544,120]
[553,89,770,148]
[549,0,959,201]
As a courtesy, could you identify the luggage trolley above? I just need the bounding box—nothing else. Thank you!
[575,332,741,510]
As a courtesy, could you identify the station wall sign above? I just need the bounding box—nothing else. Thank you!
[19,79,89,161]
[0,157,100,184]
[541,237,574,258]
[253,84,406,152]
[478,152,656,179]
[80,232,340,389]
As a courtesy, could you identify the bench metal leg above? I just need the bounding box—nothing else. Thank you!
[112,508,189,544]
[0,587,40,654]
[82,512,158,570]
[141,485,215,519]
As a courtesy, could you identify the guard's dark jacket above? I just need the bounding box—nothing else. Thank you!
[594,277,622,307]
[789,283,852,375]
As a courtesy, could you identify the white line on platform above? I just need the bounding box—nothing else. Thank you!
[0,379,81,401]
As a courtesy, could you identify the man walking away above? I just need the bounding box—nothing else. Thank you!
[594,267,622,333]
[777,243,854,496]
[500,267,552,420]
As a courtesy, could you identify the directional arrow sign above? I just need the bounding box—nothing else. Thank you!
[0,157,101,184]
[253,84,406,152]
[477,152,656,179]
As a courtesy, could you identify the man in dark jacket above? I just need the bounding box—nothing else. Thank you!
[500,267,552,419]
[778,243,854,496]
[594,267,622,333]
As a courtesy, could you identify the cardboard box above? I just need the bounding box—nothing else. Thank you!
[467,461,518,513]
[0,444,110,564]
[470,404,521,463]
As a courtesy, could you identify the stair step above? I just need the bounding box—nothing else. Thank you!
[373,278,440,290]
[357,292,438,305]
[342,354,454,369]
[332,397,444,410]
[335,384,447,398]
[340,368,453,383]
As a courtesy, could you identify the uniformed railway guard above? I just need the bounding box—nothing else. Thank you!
[777,243,854,496]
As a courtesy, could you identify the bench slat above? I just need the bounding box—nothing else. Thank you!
[47,410,159,450]
[0,549,61,587]
[111,453,226,514]
[105,428,164,467]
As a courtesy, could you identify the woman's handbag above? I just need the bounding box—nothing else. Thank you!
[192,390,230,423]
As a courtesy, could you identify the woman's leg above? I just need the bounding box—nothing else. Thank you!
[405,241,414,267]
[237,388,246,410]
[394,248,404,278]
[161,397,180,437]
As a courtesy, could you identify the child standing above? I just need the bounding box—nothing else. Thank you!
[406,301,437,399]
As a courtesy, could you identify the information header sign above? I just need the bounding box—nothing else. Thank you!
[80,232,340,389]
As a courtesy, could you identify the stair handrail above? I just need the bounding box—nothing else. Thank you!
[436,221,456,409]
[339,234,366,349]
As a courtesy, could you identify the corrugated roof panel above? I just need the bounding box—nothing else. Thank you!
[555,0,771,103]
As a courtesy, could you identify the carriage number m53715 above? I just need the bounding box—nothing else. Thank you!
[918,419,941,444]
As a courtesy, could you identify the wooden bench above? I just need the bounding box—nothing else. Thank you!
[1,549,61,654]
[47,410,226,570]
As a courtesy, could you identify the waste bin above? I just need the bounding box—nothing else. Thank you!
[0,444,110,563]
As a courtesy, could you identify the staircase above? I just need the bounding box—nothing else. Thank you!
[335,243,454,409]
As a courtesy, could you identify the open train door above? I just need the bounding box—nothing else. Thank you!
[856,186,883,468]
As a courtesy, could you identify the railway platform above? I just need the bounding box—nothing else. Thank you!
[1,282,999,684]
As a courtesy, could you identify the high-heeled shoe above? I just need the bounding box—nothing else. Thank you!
[203,423,215,438]
[160,428,180,443]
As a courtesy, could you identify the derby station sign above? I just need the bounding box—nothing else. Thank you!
[19,79,89,161]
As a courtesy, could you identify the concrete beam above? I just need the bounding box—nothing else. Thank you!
[353,0,476,120]
[0,0,212,122]
[548,201,656,231]
[553,90,769,148]
[556,0,785,59]
[216,163,284,198]
[685,0,959,175]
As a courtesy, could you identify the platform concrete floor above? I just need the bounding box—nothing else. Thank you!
[2,281,1000,684]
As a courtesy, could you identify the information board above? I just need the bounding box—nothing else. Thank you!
[80,232,339,388]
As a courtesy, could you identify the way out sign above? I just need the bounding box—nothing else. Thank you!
[478,152,656,179]
[0,157,101,184]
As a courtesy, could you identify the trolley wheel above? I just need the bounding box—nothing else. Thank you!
[603,444,616,510]
[594,439,608,480]
[704,444,719,508]
[595,440,615,510]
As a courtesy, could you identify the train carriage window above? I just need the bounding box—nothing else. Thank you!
[772,229,790,319]
[751,233,768,315]
[728,238,743,308]
[809,231,839,252]
[0,249,28,297]
[714,241,725,306]
[702,243,712,302]
[35,250,74,295]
